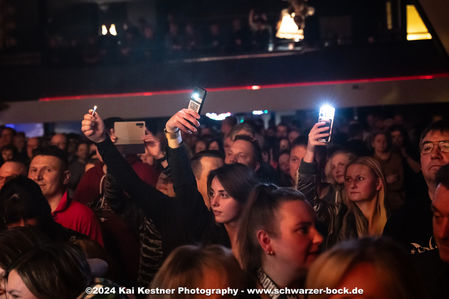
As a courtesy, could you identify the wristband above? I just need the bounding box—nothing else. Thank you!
[164,128,182,148]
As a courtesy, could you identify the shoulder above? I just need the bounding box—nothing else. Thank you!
[67,199,96,218]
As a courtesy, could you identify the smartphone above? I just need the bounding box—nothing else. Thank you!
[188,87,207,114]
[114,121,146,154]
[318,105,335,143]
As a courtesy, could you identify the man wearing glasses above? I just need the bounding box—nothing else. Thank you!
[420,124,449,200]
[385,120,449,254]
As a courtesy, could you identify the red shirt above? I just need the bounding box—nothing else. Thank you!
[52,191,104,246]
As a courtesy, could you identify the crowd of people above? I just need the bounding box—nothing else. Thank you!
[0,105,448,298]
[45,9,274,67]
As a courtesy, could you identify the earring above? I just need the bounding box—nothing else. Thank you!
[267,250,274,256]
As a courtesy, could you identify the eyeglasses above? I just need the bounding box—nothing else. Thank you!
[420,141,449,154]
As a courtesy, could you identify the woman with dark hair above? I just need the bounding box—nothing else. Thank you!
[238,184,322,294]
[6,243,89,299]
[306,237,426,299]
[6,242,132,299]
[0,227,49,299]
[207,163,259,257]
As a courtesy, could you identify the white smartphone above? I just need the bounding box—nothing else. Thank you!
[318,105,335,143]
[114,121,145,154]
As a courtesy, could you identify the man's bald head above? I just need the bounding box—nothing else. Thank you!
[0,161,27,189]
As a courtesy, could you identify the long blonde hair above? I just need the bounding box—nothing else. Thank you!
[342,157,388,237]
[306,238,425,299]
[149,245,246,298]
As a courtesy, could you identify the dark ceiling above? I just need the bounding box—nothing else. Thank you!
[0,0,447,102]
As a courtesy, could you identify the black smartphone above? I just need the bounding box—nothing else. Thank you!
[188,87,207,114]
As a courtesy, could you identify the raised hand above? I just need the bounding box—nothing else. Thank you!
[165,108,200,134]
[81,110,107,143]
[303,122,330,163]
[307,122,330,149]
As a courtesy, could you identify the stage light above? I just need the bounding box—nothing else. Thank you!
[252,110,269,115]
[276,0,315,42]
[206,112,232,121]
[101,25,108,36]
[109,24,117,36]
[276,10,304,42]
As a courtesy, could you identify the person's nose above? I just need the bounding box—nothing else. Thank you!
[34,168,45,181]
[210,194,219,207]
[430,144,442,159]
[311,226,323,246]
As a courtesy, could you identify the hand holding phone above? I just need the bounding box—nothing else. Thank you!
[317,104,335,143]
[166,109,200,134]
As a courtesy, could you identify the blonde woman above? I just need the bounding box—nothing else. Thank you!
[338,157,389,241]
[306,238,426,299]
[149,245,246,299]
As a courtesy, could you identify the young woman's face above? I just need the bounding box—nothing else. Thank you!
[330,153,352,184]
[345,164,380,203]
[372,134,388,153]
[209,177,242,224]
[269,200,323,275]
[6,270,38,299]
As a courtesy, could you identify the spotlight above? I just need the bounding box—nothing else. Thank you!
[101,24,108,36]
[109,24,117,36]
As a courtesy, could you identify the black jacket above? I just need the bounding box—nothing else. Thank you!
[97,138,229,257]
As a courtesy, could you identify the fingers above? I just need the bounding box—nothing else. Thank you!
[175,116,198,134]
[81,116,95,136]
[183,108,200,120]
[311,122,330,133]
[180,109,200,126]
[307,122,330,147]
[167,109,201,134]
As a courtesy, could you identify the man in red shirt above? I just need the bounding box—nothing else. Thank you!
[28,146,103,246]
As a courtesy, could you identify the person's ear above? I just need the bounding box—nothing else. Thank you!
[63,170,71,185]
[376,178,383,191]
[257,229,275,256]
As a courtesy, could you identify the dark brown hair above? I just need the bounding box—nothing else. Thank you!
[207,163,258,204]
[7,243,92,299]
